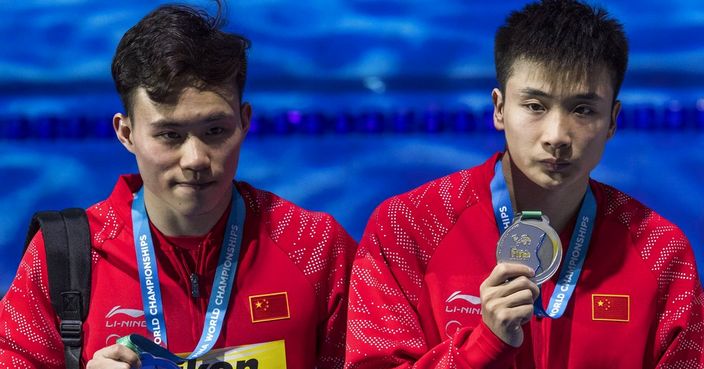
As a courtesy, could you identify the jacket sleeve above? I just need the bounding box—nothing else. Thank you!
[0,231,65,368]
[316,217,359,369]
[652,229,704,367]
[345,206,519,369]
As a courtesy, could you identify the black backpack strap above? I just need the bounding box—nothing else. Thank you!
[26,208,91,369]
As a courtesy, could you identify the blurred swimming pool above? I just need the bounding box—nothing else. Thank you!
[1,131,702,292]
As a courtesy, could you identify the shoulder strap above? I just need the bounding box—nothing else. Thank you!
[25,208,91,369]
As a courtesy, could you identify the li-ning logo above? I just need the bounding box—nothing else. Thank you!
[106,306,144,319]
[105,305,146,329]
[445,291,482,315]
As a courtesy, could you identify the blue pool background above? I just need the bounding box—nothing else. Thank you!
[1,0,703,292]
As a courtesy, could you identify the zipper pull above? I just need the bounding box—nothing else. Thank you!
[190,273,200,299]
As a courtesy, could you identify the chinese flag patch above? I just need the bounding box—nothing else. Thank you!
[592,294,630,322]
[249,292,290,323]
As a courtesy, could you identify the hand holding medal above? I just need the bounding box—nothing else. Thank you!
[483,210,563,347]
[490,159,597,322]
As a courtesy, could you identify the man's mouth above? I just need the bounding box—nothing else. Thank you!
[175,181,215,190]
[539,159,571,172]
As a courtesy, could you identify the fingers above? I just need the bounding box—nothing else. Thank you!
[493,274,541,302]
[487,301,534,324]
[481,263,540,310]
[490,284,536,308]
[480,263,540,347]
[86,344,141,369]
[482,262,535,288]
[482,287,535,322]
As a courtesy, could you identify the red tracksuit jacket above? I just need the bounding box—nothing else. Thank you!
[0,174,357,368]
[345,153,704,368]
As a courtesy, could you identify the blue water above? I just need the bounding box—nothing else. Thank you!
[2,0,704,118]
[1,132,703,292]
[1,1,703,290]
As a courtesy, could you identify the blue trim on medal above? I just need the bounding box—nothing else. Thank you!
[131,184,245,359]
[490,157,597,319]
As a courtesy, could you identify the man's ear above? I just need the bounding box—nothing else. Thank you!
[113,113,135,153]
[240,102,252,134]
[608,100,621,139]
[492,88,505,131]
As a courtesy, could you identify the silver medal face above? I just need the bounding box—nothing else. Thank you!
[496,215,562,285]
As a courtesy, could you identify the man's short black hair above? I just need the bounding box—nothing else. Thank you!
[495,0,628,98]
[111,1,250,115]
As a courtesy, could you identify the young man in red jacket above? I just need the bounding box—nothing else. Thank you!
[345,1,703,368]
[0,3,356,369]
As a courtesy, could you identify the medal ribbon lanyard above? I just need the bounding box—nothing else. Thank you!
[490,160,597,318]
[131,185,245,359]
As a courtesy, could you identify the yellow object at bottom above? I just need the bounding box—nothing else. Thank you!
[177,340,287,369]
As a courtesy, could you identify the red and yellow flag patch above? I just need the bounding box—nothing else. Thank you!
[249,292,290,323]
[592,294,630,322]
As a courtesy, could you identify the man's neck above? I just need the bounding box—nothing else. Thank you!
[143,189,232,237]
[502,153,588,234]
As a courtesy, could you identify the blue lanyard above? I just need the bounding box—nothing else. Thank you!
[490,160,514,233]
[131,185,245,358]
[490,160,597,318]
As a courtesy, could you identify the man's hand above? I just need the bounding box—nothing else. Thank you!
[86,343,141,369]
[479,263,539,347]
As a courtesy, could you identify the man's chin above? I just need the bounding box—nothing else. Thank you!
[170,199,218,217]
[167,185,231,217]
[173,206,207,218]
[532,172,569,190]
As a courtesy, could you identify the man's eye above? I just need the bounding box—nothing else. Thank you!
[525,103,545,112]
[158,132,181,140]
[207,127,225,135]
[574,106,594,116]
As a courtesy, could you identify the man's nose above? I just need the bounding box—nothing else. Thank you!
[180,137,211,173]
[541,112,572,154]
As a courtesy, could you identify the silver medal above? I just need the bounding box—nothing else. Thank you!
[496,212,562,285]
